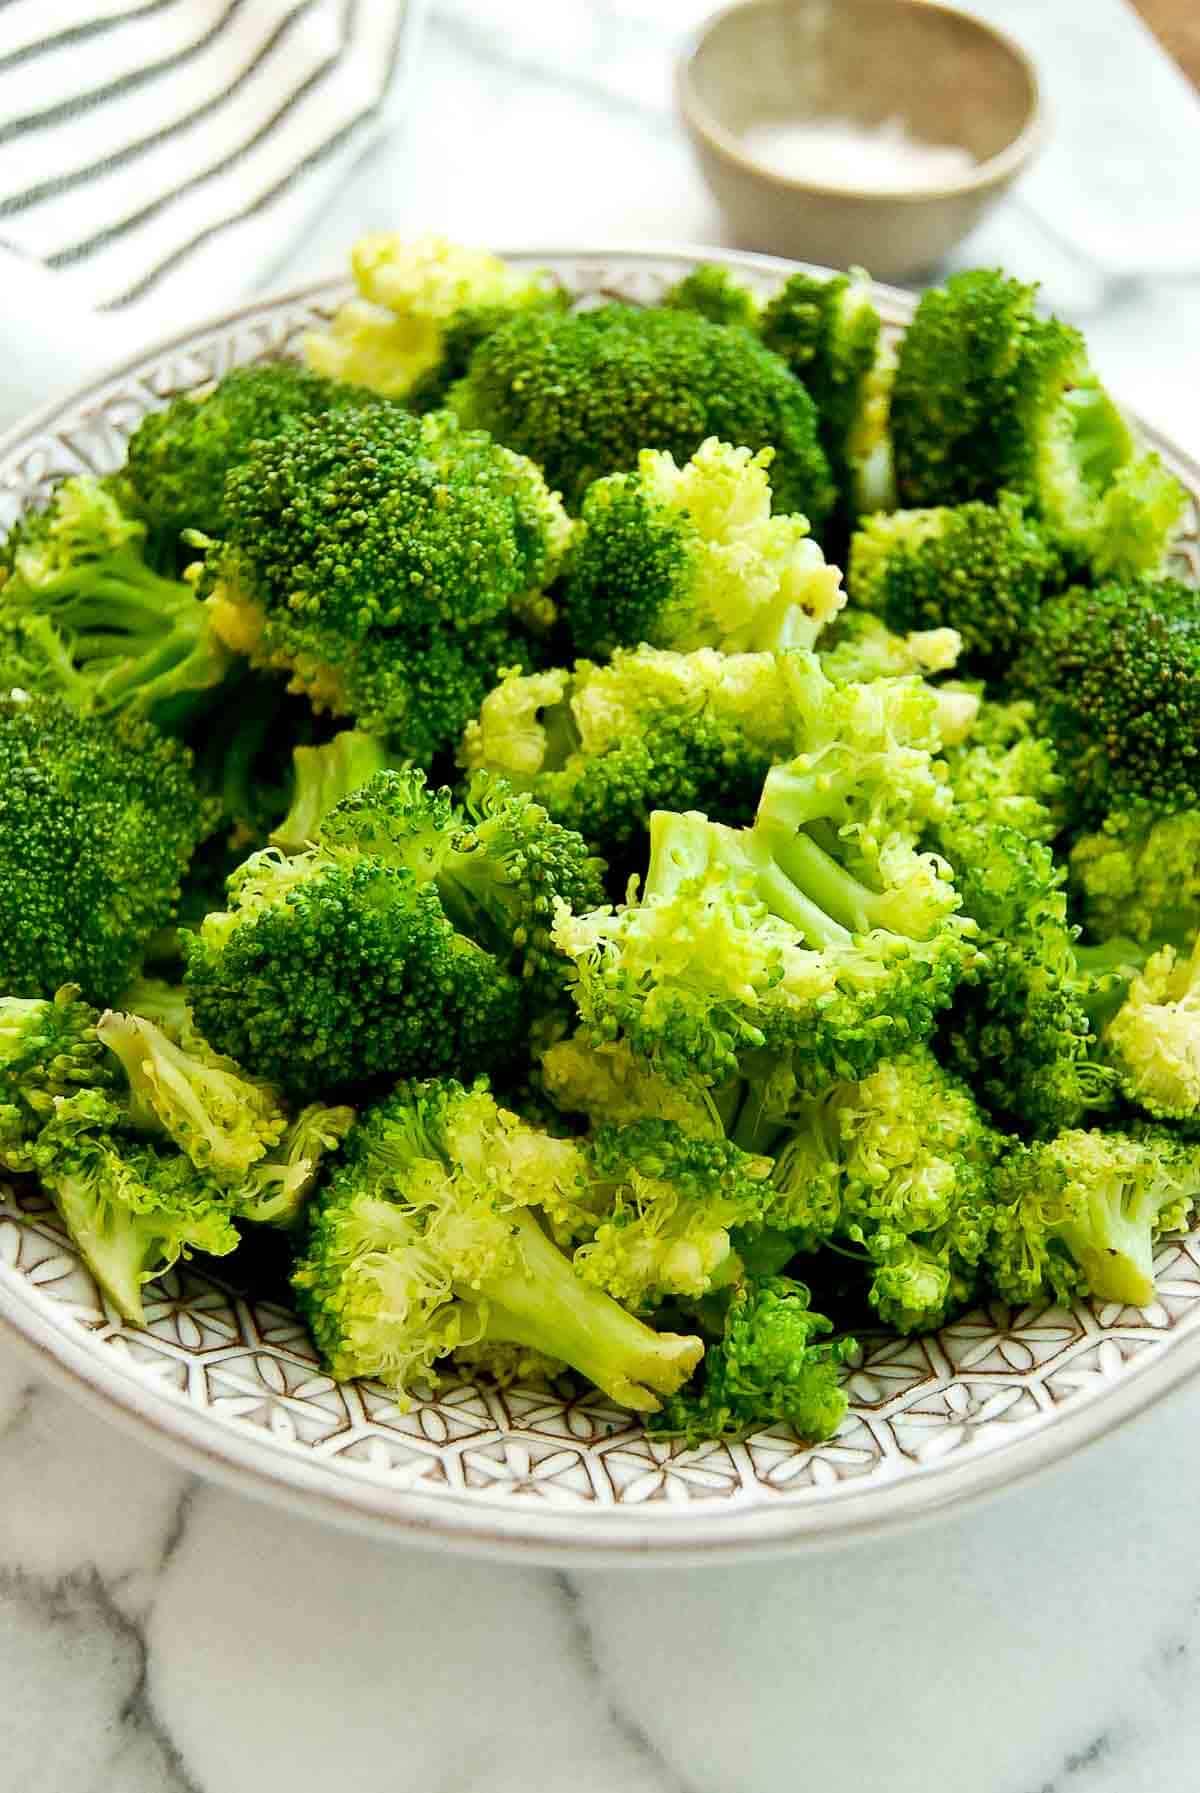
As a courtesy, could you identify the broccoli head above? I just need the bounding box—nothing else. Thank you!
[32,1091,239,1323]
[292,1077,704,1410]
[562,437,844,659]
[1070,808,1200,947]
[0,986,120,1169]
[1011,577,1200,823]
[0,475,233,729]
[0,697,211,1007]
[123,361,383,544]
[990,1125,1200,1309]
[662,264,761,330]
[891,269,1184,577]
[304,235,561,404]
[447,300,835,523]
[759,266,896,516]
[1101,939,1200,1122]
[650,1275,852,1445]
[848,492,1062,671]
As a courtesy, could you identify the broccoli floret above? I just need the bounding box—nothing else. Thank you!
[32,1091,239,1323]
[662,264,760,330]
[183,845,522,1102]
[818,610,964,687]
[201,407,564,760]
[562,437,844,658]
[0,986,119,1169]
[460,647,806,863]
[447,301,835,524]
[848,493,1062,671]
[572,1119,773,1309]
[0,696,211,1006]
[760,267,896,516]
[1011,578,1200,823]
[891,269,1184,577]
[95,1008,289,1181]
[304,235,560,404]
[1071,809,1200,947]
[650,1275,852,1444]
[763,1050,998,1331]
[990,1125,1200,1308]
[123,362,383,545]
[0,476,233,729]
[556,716,971,1101]
[540,1033,722,1135]
[269,729,402,854]
[230,1102,356,1227]
[292,1077,704,1411]
[1101,939,1200,1122]
[941,697,1064,846]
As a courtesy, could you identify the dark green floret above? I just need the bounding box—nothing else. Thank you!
[0,696,210,1007]
[891,269,1184,577]
[200,406,565,759]
[1011,577,1200,823]
[650,1276,852,1445]
[849,492,1062,670]
[760,267,894,516]
[447,302,836,523]
[123,362,384,545]
[661,264,760,330]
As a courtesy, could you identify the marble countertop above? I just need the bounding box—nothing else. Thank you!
[3,4,1200,1791]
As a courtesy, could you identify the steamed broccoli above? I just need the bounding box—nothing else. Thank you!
[124,362,383,545]
[662,264,761,330]
[990,1125,1200,1308]
[562,437,844,658]
[817,611,964,689]
[269,729,402,854]
[1011,577,1200,824]
[759,267,896,516]
[0,987,120,1169]
[0,475,232,728]
[848,493,1062,671]
[1101,939,1200,1122]
[1071,809,1200,947]
[0,697,211,1007]
[32,1090,239,1322]
[230,1102,355,1227]
[447,301,836,523]
[201,406,567,760]
[890,269,1184,577]
[650,1275,852,1445]
[304,235,561,406]
[292,1078,704,1410]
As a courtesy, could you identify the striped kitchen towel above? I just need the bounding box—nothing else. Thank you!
[0,0,419,325]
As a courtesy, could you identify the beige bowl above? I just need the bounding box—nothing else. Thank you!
[678,0,1043,280]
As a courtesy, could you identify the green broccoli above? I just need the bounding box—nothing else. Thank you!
[0,475,233,729]
[200,406,566,760]
[817,610,964,688]
[562,437,844,658]
[1101,939,1200,1122]
[763,1050,998,1332]
[269,729,402,854]
[447,301,836,523]
[0,696,211,1006]
[891,269,1184,577]
[990,1125,1200,1308]
[1011,577,1200,823]
[123,362,384,545]
[848,492,1062,671]
[650,1275,852,1445]
[662,264,761,330]
[759,266,896,516]
[292,1077,704,1410]
[32,1090,239,1323]
[304,235,561,405]
[1070,809,1200,947]
[229,1102,356,1227]
[572,1119,773,1309]
[0,986,120,1169]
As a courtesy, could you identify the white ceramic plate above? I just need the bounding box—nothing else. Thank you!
[1,248,1198,1565]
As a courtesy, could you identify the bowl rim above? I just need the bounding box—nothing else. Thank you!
[0,243,1196,1566]
[677,0,1044,205]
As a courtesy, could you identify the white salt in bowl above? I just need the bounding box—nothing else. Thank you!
[678,0,1043,279]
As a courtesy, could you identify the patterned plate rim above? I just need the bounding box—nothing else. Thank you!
[0,245,1196,1565]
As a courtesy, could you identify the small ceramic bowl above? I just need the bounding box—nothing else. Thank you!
[678,0,1043,280]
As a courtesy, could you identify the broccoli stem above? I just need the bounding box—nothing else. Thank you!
[469,1210,704,1411]
[45,1170,153,1322]
[1059,1189,1157,1307]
